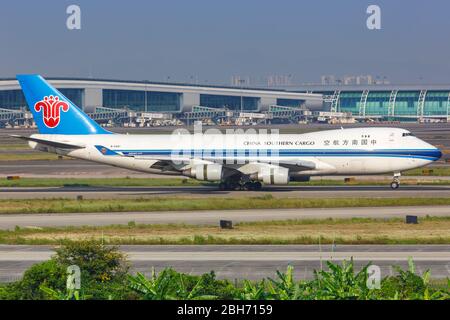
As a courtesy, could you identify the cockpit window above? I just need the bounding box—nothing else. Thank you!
[402,132,414,137]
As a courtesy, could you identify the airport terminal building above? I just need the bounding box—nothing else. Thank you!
[0,77,449,127]
[0,78,323,127]
[291,84,450,121]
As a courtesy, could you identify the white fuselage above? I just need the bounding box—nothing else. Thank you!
[29,127,441,181]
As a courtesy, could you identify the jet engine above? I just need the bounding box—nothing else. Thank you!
[183,164,223,181]
[256,166,289,185]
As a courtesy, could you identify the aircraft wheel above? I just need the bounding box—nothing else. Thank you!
[390,181,400,190]
[233,183,242,191]
[253,181,262,191]
[225,182,239,191]
[243,182,253,191]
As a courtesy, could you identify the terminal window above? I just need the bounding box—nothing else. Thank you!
[200,94,259,111]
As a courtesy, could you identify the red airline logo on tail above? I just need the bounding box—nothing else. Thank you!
[34,96,69,128]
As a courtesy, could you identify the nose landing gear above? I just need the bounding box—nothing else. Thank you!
[390,173,401,189]
[390,181,400,189]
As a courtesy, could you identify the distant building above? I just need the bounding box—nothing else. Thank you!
[321,74,385,86]
[230,76,251,87]
[321,75,336,85]
[266,75,292,87]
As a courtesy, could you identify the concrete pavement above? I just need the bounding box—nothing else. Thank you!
[1,184,450,199]
[0,245,449,282]
[0,205,449,230]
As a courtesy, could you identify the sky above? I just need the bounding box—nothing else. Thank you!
[1,0,450,85]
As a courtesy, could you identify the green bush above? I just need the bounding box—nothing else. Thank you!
[52,241,134,300]
[0,242,136,300]
[0,283,21,300]
[304,260,374,300]
[0,259,65,300]
[54,242,129,281]
[128,268,236,300]
[379,259,449,300]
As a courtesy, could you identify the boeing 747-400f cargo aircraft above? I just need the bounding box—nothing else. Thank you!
[13,75,442,190]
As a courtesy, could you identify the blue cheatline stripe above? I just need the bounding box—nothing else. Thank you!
[112,148,442,161]
[116,148,438,152]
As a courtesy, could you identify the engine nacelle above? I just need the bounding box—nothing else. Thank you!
[258,166,289,185]
[184,164,223,181]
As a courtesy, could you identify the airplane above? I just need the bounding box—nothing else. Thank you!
[13,75,442,191]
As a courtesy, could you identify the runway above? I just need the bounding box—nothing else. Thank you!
[1,205,450,230]
[0,245,449,282]
[1,184,450,199]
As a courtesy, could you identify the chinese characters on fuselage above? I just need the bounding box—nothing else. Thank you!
[323,139,377,146]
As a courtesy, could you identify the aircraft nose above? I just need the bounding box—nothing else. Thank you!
[435,148,443,160]
[427,145,443,161]
[420,138,442,161]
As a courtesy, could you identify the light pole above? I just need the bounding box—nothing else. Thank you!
[238,79,245,113]
[144,81,148,113]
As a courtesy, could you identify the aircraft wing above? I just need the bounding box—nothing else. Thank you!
[268,159,317,170]
[94,146,318,171]
[131,154,318,172]
[94,146,334,175]
[232,158,336,176]
[10,135,85,149]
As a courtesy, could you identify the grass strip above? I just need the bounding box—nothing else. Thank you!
[1,177,450,188]
[0,177,202,187]
[0,153,64,161]
[0,196,449,214]
[2,216,449,245]
[0,144,29,151]
[403,166,450,176]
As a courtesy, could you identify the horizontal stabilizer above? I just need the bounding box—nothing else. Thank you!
[9,135,85,149]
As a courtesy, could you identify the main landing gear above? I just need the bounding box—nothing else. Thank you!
[218,180,262,191]
[243,181,262,191]
[390,173,401,190]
